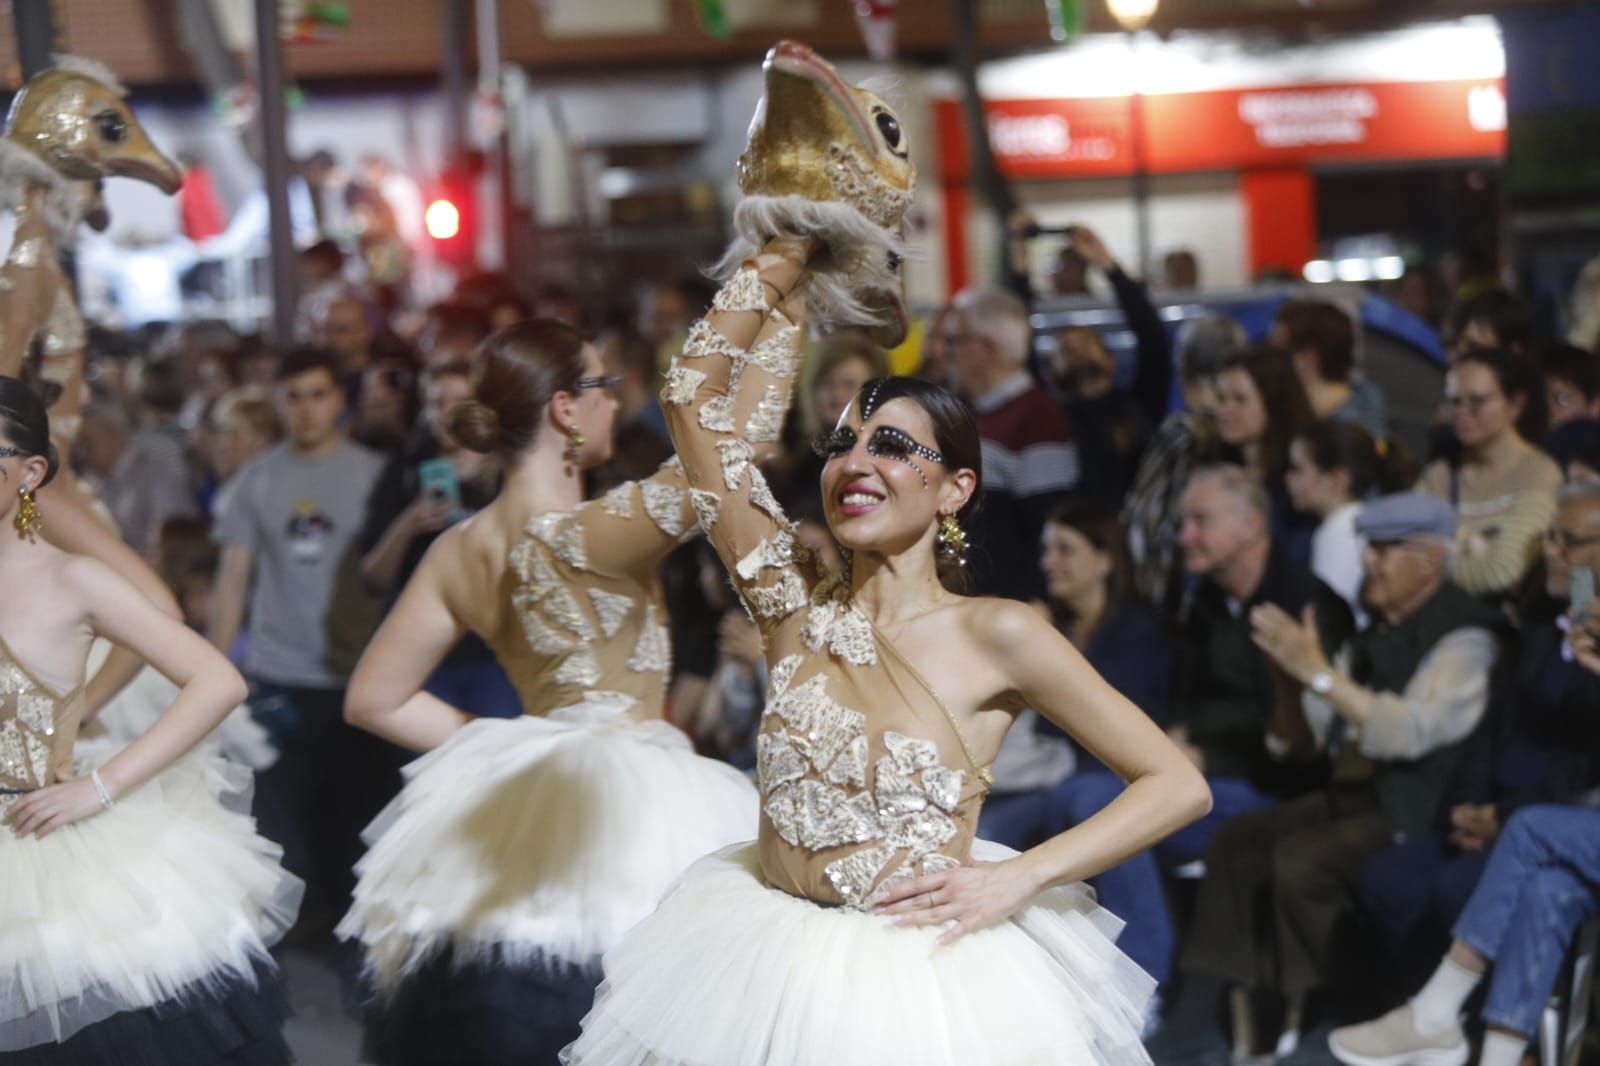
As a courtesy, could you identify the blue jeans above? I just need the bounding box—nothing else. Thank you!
[1452,805,1600,1037]
[992,772,1274,986]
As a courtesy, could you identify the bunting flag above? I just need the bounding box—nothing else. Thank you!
[693,0,731,40]
[281,1,350,44]
[852,0,896,60]
[1044,0,1082,41]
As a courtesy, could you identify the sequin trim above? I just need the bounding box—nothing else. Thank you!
[626,604,671,675]
[689,488,721,533]
[801,578,877,666]
[553,647,602,688]
[640,480,689,538]
[599,483,635,519]
[711,268,769,314]
[698,394,737,434]
[531,515,588,571]
[826,142,915,229]
[663,365,707,407]
[735,528,795,582]
[742,571,809,621]
[587,587,634,639]
[717,439,756,491]
[684,319,742,361]
[744,384,788,444]
[746,321,801,379]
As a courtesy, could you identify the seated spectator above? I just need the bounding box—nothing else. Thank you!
[1162,494,1496,1062]
[1540,340,1600,468]
[1417,347,1561,599]
[946,286,1079,599]
[1125,315,1242,622]
[1357,483,1600,987]
[1443,288,1531,362]
[1285,421,1417,621]
[1272,298,1386,437]
[1217,344,1317,561]
[1330,803,1600,1066]
[1047,225,1172,506]
[76,401,196,556]
[981,502,1173,986]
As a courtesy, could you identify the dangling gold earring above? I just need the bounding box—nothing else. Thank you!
[937,514,967,567]
[13,487,42,542]
[564,427,585,465]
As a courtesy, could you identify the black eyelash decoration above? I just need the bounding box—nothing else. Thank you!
[867,427,943,488]
[811,426,857,460]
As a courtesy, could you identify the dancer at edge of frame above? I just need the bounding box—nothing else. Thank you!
[336,316,758,1064]
[563,40,1212,1066]
[0,376,300,1066]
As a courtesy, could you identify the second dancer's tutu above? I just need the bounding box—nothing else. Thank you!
[569,840,1153,1066]
[341,692,756,987]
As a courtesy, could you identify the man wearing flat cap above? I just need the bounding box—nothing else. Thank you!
[1166,493,1500,1060]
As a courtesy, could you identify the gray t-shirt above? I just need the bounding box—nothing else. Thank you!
[214,440,385,688]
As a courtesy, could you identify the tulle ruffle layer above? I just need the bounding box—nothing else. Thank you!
[0,752,301,1052]
[564,841,1156,1066]
[339,697,758,991]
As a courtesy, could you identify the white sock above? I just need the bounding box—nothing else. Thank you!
[1477,1030,1528,1066]
[1410,956,1480,1035]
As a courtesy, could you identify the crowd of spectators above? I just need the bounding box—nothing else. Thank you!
[59,209,1600,1066]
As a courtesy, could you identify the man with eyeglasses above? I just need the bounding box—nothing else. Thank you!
[1330,485,1600,1066]
[1163,493,1498,1062]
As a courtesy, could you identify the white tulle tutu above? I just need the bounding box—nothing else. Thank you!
[339,693,759,991]
[564,841,1156,1066]
[0,750,303,1051]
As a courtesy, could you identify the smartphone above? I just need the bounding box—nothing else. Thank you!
[417,458,463,522]
[1573,566,1596,620]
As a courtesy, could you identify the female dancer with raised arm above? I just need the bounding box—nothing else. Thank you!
[338,319,758,1064]
[564,44,1212,1064]
[0,377,299,1066]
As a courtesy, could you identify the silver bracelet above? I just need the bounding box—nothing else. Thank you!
[90,768,114,811]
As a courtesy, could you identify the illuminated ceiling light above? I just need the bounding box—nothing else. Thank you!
[1303,260,1335,284]
[1375,256,1406,281]
[1106,0,1159,32]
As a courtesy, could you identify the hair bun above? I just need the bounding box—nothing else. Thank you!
[447,398,503,454]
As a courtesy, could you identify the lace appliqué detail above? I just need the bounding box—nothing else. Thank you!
[689,488,721,532]
[6,237,41,268]
[554,647,602,688]
[17,694,55,738]
[43,289,83,356]
[768,654,803,700]
[542,585,594,642]
[531,515,587,571]
[744,384,788,444]
[599,483,635,519]
[747,321,801,379]
[587,587,634,639]
[742,571,808,621]
[663,365,707,407]
[684,319,742,360]
[717,439,756,491]
[627,604,671,675]
[641,480,689,538]
[711,267,769,314]
[802,577,877,666]
[736,528,795,581]
[0,721,50,787]
[745,467,786,522]
[824,844,897,906]
[698,392,738,434]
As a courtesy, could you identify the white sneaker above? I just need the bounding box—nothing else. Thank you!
[1327,1004,1469,1066]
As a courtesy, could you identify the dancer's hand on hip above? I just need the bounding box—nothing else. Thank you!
[871,859,1039,945]
[4,777,106,838]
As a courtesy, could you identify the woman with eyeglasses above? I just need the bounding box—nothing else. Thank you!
[0,377,300,1064]
[1418,347,1562,598]
[337,321,756,1064]
[565,233,1211,1065]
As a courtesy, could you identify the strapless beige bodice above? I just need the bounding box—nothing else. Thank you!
[485,458,701,718]
[0,635,84,803]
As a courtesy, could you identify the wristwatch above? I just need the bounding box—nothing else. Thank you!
[1309,670,1335,696]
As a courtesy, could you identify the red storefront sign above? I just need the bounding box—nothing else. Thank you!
[937,78,1506,181]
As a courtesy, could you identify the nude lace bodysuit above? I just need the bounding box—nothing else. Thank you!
[664,245,994,907]
[482,459,701,720]
[0,634,84,810]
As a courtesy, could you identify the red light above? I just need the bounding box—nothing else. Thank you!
[425,198,461,240]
